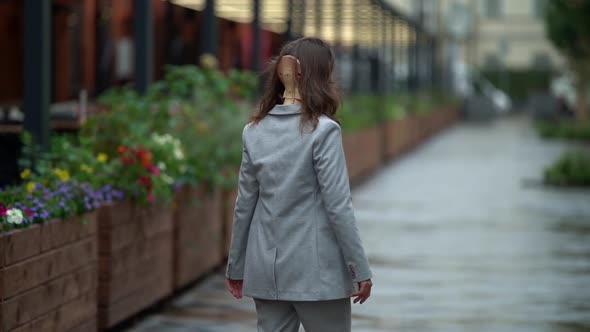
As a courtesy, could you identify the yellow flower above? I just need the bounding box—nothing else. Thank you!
[52,168,70,182]
[196,121,209,135]
[80,164,94,174]
[199,53,218,69]
[97,153,108,163]
[26,181,36,193]
[20,168,31,180]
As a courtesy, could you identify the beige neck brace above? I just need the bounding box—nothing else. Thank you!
[277,55,302,104]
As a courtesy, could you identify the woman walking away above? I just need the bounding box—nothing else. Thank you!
[225,37,373,332]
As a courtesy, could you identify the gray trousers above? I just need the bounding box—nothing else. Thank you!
[253,298,351,332]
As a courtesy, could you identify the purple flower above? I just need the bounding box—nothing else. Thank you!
[83,196,92,211]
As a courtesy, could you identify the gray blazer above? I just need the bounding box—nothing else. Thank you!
[225,103,372,301]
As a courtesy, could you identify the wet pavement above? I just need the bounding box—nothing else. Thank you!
[125,115,590,332]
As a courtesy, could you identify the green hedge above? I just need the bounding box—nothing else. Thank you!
[480,69,552,101]
[545,151,590,186]
[537,121,590,141]
[339,94,384,132]
[338,93,457,132]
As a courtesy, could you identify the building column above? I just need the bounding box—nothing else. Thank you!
[371,4,379,93]
[315,0,322,37]
[24,0,51,149]
[201,0,218,56]
[390,14,396,90]
[252,0,261,72]
[407,30,415,91]
[286,0,294,40]
[431,37,438,90]
[415,31,421,91]
[134,0,153,94]
[334,0,342,46]
[381,9,388,92]
[294,0,306,38]
[351,0,361,93]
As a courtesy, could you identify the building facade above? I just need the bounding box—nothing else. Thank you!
[386,0,565,70]
[472,0,563,70]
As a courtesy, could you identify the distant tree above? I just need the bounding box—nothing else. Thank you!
[545,0,590,120]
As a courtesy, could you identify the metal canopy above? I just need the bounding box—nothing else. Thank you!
[170,0,432,47]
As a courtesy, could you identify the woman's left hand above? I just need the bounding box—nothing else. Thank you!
[225,278,244,299]
[352,279,373,304]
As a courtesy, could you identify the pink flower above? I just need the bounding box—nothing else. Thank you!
[148,165,160,176]
[147,193,155,204]
[0,203,6,217]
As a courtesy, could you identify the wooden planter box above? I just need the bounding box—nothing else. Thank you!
[384,117,411,160]
[222,188,238,259]
[342,126,383,183]
[97,201,174,329]
[417,112,435,141]
[446,107,460,126]
[383,107,460,162]
[402,114,422,152]
[0,213,98,332]
[173,185,223,290]
[426,107,459,136]
[427,107,448,135]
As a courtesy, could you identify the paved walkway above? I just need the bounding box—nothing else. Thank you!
[125,115,590,332]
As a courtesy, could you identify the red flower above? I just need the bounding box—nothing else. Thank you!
[148,165,160,176]
[23,207,34,217]
[138,175,149,185]
[138,175,153,191]
[141,158,151,168]
[0,203,6,217]
[121,156,135,165]
[118,145,128,153]
[147,193,155,204]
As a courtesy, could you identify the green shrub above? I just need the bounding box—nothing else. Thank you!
[544,151,590,186]
[84,65,256,190]
[395,92,458,115]
[480,69,552,102]
[537,121,590,141]
[339,94,384,132]
[382,95,406,120]
[337,92,457,132]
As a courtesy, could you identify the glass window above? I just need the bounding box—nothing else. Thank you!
[533,0,547,18]
[0,0,92,125]
[52,1,85,104]
[483,0,503,19]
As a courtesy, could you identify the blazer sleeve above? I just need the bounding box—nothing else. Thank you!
[225,128,259,280]
[312,121,373,283]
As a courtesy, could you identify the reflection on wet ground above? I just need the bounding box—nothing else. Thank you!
[126,116,590,332]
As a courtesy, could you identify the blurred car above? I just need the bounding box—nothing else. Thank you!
[460,71,513,121]
[480,79,512,113]
[550,74,576,114]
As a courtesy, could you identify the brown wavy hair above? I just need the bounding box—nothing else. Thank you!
[250,37,340,131]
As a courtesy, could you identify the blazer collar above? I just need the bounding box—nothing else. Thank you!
[268,104,302,115]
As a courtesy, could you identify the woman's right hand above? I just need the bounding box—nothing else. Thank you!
[352,279,372,304]
[225,278,244,299]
